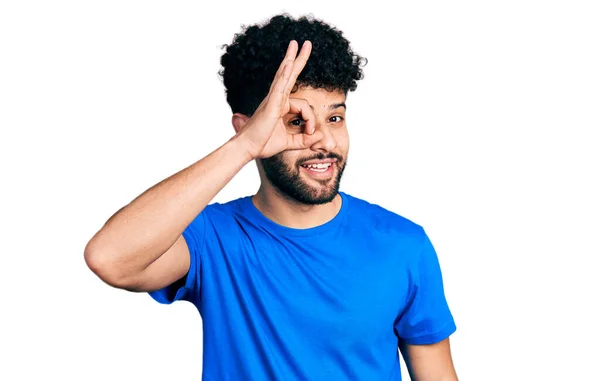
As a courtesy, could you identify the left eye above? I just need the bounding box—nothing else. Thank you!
[330,116,343,122]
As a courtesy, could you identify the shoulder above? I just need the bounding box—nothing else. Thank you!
[202,195,250,220]
[185,196,255,245]
[342,192,427,243]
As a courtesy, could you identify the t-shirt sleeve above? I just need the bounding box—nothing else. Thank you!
[394,229,456,345]
[148,211,206,305]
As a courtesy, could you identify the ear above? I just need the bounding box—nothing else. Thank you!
[231,113,250,134]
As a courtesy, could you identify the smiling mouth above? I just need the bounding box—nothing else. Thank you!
[300,162,333,172]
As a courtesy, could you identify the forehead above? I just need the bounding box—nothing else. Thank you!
[290,86,346,109]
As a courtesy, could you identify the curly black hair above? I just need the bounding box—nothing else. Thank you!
[219,13,367,116]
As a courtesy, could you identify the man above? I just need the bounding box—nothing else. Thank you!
[85,14,459,381]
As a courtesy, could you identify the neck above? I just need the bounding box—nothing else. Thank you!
[252,184,342,229]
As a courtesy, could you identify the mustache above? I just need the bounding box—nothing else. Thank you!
[296,152,344,166]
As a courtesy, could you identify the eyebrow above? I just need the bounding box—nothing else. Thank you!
[308,102,347,111]
[329,102,346,110]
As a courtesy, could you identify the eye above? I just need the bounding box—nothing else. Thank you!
[329,116,344,123]
[289,119,305,126]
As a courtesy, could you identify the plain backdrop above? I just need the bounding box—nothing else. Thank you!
[1,1,599,380]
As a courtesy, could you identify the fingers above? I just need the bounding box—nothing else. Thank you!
[289,98,316,135]
[269,40,298,93]
[286,128,324,151]
[283,41,312,94]
[268,62,294,110]
[268,40,312,99]
[262,40,312,116]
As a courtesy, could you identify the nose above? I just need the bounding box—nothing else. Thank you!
[310,123,337,153]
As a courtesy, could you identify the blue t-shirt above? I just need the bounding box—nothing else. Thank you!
[149,192,456,380]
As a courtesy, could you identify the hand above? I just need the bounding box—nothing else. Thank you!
[234,40,321,159]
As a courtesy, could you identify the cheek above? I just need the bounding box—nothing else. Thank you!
[280,151,302,168]
[335,129,350,154]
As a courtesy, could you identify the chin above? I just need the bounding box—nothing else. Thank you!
[298,188,339,205]
[282,173,342,205]
[260,154,346,205]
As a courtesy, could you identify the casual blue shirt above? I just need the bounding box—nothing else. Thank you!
[149,192,456,380]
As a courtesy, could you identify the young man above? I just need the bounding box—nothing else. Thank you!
[85,14,458,381]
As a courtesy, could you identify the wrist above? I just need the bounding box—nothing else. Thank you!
[227,134,259,163]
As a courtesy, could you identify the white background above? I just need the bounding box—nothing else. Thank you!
[1,1,599,380]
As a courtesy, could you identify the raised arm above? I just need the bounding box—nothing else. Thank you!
[84,137,253,292]
[84,40,318,292]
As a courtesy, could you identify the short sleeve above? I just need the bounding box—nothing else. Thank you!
[148,211,206,305]
[394,229,456,345]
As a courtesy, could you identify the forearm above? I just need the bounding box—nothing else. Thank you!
[84,136,253,276]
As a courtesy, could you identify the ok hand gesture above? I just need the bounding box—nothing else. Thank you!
[235,40,322,159]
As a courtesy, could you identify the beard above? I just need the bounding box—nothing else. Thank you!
[260,151,346,205]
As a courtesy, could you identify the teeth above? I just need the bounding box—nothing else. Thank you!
[302,162,332,173]
[304,163,331,169]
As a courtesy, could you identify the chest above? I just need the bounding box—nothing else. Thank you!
[203,232,412,340]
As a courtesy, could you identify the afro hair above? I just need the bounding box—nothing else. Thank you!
[219,13,367,116]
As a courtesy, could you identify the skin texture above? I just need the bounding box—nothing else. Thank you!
[85,37,459,380]
[400,338,459,381]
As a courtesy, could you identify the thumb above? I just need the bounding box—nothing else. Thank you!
[286,128,325,150]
